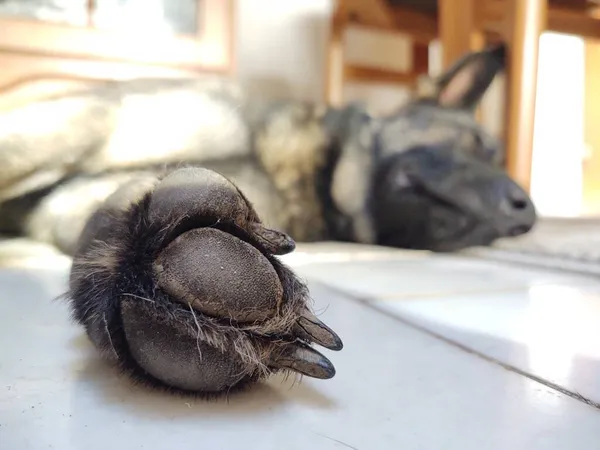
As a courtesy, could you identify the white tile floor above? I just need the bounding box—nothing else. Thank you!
[2,241,600,449]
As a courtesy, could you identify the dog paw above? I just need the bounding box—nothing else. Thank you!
[67,167,343,396]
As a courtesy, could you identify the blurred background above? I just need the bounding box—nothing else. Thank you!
[0,0,599,218]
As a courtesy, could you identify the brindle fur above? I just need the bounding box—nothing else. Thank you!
[0,45,537,396]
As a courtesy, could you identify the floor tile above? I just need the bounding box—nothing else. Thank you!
[1,267,600,449]
[370,283,600,407]
[289,253,599,300]
[286,241,429,266]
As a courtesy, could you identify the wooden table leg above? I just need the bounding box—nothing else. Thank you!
[503,0,548,192]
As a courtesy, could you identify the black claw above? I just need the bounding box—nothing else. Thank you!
[271,343,336,379]
[293,309,343,351]
[249,223,296,255]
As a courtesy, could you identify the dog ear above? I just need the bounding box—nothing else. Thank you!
[431,43,506,111]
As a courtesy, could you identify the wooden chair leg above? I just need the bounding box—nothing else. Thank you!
[410,41,430,92]
[583,39,600,214]
[412,40,429,85]
[503,0,548,192]
[325,3,346,106]
[439,0,482,69]
[412,42,429,75]
[439,0,486,122]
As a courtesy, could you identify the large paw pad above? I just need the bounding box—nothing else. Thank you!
[67,167,343,396]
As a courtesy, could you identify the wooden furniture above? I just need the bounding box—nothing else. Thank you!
[325,0,435,108]
[326,0,600,192]
[0,0,235,107]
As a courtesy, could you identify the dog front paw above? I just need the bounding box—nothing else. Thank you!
[67,167,342,396]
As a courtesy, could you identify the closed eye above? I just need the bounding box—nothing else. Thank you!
[469,132,499,164]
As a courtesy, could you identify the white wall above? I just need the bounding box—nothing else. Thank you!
[234,0,333,102]
[234,0,413,114]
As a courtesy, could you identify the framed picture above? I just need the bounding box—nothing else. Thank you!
[0,0,235,101]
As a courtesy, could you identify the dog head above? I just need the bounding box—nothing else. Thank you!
[329,44,536,252]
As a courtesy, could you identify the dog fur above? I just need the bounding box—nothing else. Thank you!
[0,44,535,255]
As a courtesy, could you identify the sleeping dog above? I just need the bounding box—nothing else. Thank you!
[0,44,535,396]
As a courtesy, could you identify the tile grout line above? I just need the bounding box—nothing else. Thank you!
[369,285,534,301]
[316,282,600,412]
[305,279,579,304]
[458,249,600,279]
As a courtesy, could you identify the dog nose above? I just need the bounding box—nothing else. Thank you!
[502,184,536,236]
[508,188,529,211]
